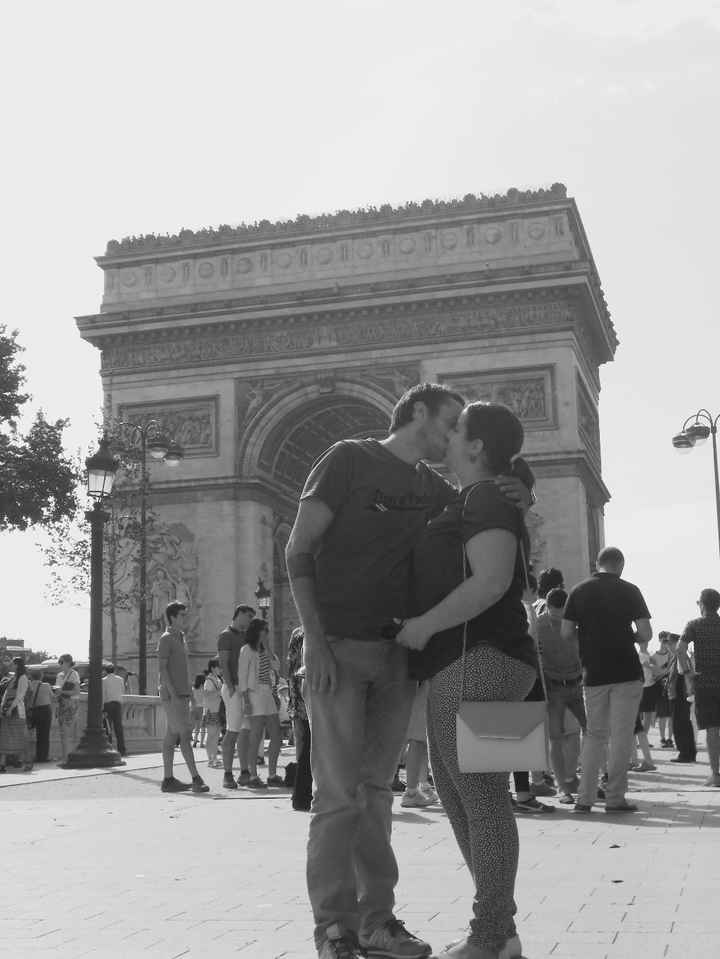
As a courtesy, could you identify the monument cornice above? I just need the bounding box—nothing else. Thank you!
[102,184,571,258]
[529,451,610,506]
[86,286,607,375]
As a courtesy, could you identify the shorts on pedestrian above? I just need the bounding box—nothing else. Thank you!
[640,683,660,713]
[221,684,250,733]
[406,681,429,742]
[694,687,720,729]
[162,695,192,736]
[249,685,278,717]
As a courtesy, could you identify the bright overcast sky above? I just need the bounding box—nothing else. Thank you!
[1,0,719,659]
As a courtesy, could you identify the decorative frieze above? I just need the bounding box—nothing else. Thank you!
[118,397,218,457]
[101,299,577,372]
[440,367,556,430]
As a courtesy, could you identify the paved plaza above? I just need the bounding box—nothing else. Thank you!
[1,744,719,959]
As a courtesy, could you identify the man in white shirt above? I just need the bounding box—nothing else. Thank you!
[102,665,127,756]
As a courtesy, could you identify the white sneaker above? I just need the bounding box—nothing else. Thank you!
[401,787,438,808]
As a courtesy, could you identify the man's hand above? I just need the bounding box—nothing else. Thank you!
[395,617,432,652]
[305,635,338,694]
[495,475,533,513]
[226,683,237,698]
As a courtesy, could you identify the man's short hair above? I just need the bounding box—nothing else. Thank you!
[389,383,464,433]
[546,587,568,610]
[597,546,624,568]
[105,664,115,673]
[166,601,187,624]
[700,588,720,613]
[233,604,255,620]
[538,568,564,598]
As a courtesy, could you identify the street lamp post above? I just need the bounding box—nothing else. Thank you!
[64,435,123,769]
[255,577,271,621]
[672,409,720,560]
[118,420,183,695]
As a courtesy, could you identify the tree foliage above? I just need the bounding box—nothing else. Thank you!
[0,326,80,531]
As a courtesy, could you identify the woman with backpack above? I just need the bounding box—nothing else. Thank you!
[0,657,31,772]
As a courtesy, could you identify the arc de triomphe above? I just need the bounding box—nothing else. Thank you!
[77,183,616,685]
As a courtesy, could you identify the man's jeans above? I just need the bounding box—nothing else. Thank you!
[577,680,643,807]
[306,638,416,948]
[546,679,586,787]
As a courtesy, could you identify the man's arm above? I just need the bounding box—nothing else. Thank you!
[285,498,336,693]
[158,637,177,699]
[218,642,234,696]
[634,618,652,645]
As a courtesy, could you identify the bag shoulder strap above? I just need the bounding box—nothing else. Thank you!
[457,486,548,708]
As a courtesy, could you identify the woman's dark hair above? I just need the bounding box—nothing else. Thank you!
[463,402,526,476]
[245,617,269,651]
[193,673,205,690]
[12,657,26,678]
[59,654,74,667]
[207,657,220,671]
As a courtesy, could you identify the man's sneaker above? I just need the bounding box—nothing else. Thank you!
[237,769,252,786]
[530,782,556,797]
[246,776,268,789]
[401,787,438,808]
[160,777,192,793]
[223,771,238,790]
[419,783,440,804]
[574,803,593,814]
[192,775,210,793]
[318,924,361,959]
[514,797,555,814]
[267,774,285,787]
[359,918,432,958]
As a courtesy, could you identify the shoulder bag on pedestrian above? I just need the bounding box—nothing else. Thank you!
[455,489,550,773]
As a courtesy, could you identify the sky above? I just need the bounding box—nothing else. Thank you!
[1,0,719,660]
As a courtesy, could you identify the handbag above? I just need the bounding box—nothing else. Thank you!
[455,489,550,774]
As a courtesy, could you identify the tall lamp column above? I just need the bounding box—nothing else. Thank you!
[64,435,124,769]
[672,409,720,560]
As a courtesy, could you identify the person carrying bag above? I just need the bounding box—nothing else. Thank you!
[395,401,539,959]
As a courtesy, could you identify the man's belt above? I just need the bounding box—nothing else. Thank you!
[547,676,582,687]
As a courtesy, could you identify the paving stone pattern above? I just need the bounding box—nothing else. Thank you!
[1,745,719,958]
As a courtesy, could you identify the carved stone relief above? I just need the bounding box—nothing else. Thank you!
[101,299,577,372]
[118,398,218,456]
[576,375,601,462]
[440,367,556,430]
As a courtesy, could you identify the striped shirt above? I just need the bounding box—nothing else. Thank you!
[258,646,271,686]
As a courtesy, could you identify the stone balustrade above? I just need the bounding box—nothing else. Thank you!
[47,694,168,761]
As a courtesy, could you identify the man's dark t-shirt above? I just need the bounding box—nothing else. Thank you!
[681,614,720,689]
[563,573,650,686]
[409,481,535,680]
[300,439,456,640]
[217,626,246,686]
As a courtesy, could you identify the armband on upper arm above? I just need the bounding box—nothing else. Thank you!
[287,552,316,580]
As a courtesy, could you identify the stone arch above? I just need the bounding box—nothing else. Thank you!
[239,379,394,493]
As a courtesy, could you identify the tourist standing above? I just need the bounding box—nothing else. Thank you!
[55,654,81,765]
[396,402,537,959]
[287,383,530,959]
[238,617,283,789]
[158,602,209,793]
[681,588,720,785]
[102,664,127,756]
[218,604,255,789]
[203,658,223,768]
[31,672,53,763]
[191,674,206,748]
[536,588,587,802]
[562,547,651,814]
[287,626,313,811]
[653,633,674,747]
[0,657,30,772]
[666,633,696,763]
